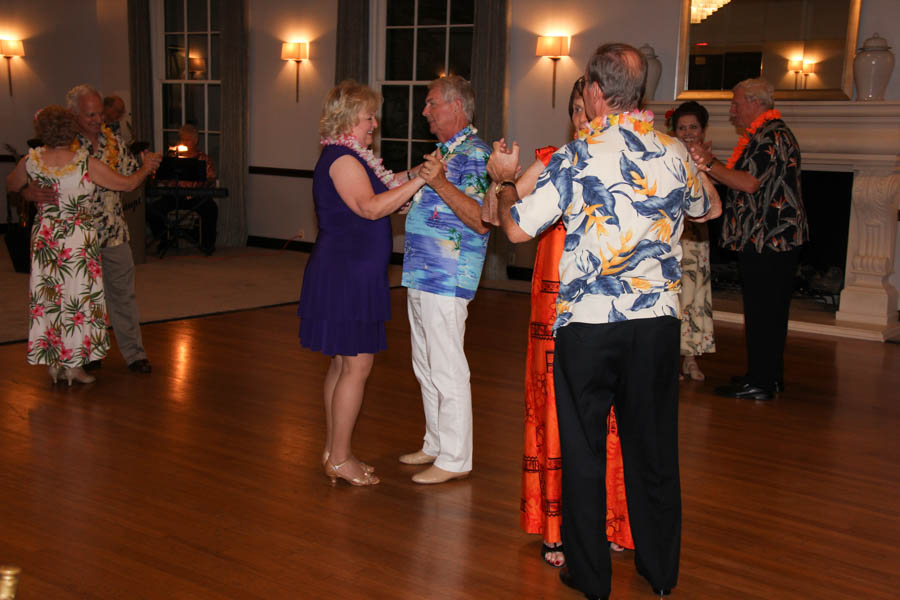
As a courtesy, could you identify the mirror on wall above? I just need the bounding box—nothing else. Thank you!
[675,0,860,99]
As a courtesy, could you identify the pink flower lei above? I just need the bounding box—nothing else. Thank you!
[320,134,400,189]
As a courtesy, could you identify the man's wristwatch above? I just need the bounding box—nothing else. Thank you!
[704,158,716,170]
[493,180,516,196]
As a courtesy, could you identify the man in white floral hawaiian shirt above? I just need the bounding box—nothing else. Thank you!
[67,84,151,374]
[489,43,720,600]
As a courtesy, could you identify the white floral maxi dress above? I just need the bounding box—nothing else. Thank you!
[26,148,110,367]
[679,221,715,356]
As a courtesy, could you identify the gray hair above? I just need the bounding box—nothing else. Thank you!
[585,43,647,111]
[734,78,775,109]
[429,75,475,122]
[66,84,101,114]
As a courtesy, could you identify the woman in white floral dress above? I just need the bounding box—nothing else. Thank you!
[6,106,160,385]
[670,101,717,380]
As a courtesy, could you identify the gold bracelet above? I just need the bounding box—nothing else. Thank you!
[493,180,516,196]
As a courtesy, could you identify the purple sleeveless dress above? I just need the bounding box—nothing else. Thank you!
[298,145,392,356]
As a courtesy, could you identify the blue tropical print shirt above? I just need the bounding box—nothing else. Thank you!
[402,125,491,300]
[512,110,710,331]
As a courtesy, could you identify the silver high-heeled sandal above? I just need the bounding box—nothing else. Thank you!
[63,367,96,386]
[322,450,374,474]
[324,458,380,487]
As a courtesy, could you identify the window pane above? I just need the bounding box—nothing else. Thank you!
[411,85,432,140]
[381,85,409,139]
[185,84,205,129]
[188,35,208,80]
[163,84,183,129]
[386,0,414,26]
[450,0,474,24]
[417,0,447,25]
[448,27,472,79]
[411,141,437,166]
[209,0,221,31]
[385,29,413,81]
[187,0,208,32]
[207,85,221,132]
[166,34,186,79]
[209,34,220,81]
[416,27,446,80]
[380,140,408,173]
[164,0,183,32]
[206,133,220,171]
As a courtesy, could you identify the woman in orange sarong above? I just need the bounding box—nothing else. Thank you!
[513,79,634,568]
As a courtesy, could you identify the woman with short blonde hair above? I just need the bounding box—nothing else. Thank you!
[299,80,436,486]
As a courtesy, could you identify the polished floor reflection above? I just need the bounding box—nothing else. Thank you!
[0,289,898,599]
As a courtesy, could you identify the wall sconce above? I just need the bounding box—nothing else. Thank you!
[281,42,309,103]
[788,59,803,89]
[536,36,570,108]
[1,39,25,96]
[802,61,816,89]
[188,57,207,79]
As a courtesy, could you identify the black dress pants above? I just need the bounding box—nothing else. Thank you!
[738,246,801,389]
[554,317,681,597]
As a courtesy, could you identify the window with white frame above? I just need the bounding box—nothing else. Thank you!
[373,0,474,173]
[152,0,222,165]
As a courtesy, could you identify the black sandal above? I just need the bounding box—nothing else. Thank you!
[541,542,566,568]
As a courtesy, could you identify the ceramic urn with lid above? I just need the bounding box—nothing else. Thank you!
[854,33,894,101]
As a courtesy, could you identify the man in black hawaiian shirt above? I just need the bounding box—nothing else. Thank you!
[689,78,808,401]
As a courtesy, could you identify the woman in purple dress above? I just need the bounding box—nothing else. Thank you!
[299,81,431,486]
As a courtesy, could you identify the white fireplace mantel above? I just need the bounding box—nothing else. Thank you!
[647,100,900,341]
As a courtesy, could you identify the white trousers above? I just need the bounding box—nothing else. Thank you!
[407,288,473,473]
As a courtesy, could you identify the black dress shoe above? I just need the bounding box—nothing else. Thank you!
[559,568,609,600]
[635,564,673,596]
[128,358,152,374]
[83,360,102,372]
[730,374,784,393]
[715,382,773,401]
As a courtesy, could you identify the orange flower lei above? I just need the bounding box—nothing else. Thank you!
[70,124,119,169]
[725,109,780,169]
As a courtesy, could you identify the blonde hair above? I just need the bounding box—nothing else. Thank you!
[318,80,380,139]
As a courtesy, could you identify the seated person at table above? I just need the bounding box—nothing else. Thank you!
[148,123,219,255]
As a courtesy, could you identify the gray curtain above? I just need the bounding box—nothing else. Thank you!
[218,0,249,246]
[335,0,370,83]
[470,0,509,147]
[470,0,511,280]
[127,0,153,146]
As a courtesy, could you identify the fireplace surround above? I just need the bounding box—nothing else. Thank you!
[648,100,900,341]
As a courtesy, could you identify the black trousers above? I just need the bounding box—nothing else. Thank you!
[554,317,681,597]
[738,246,801,388]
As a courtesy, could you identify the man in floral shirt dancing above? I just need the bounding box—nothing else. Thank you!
[398,75,491,485]
[490,43,720,599]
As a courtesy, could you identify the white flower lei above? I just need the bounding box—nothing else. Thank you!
[409,125,479,206]
[320,134,401,189]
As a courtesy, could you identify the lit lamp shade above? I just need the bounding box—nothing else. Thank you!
[802,61,816,74]
[536,36,569,58]
[788,59,803,72]
[281,42,309,61]
[189,57,206,72]
[0,39,24,57]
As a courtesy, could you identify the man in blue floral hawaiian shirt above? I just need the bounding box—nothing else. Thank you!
[398,75,491,485]
[490,44,720,600]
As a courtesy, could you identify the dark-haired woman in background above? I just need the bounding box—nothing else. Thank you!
[670,101,716,381]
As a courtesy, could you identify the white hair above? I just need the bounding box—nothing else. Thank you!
[66,84,101,114]
[734,78,774,109]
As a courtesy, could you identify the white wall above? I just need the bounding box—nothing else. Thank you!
[0,0,128,222]
[245,0,337,242]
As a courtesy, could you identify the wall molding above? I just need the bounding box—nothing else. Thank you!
[247,166,314,178]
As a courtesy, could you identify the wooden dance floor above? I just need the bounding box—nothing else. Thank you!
[1,288,898,599]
